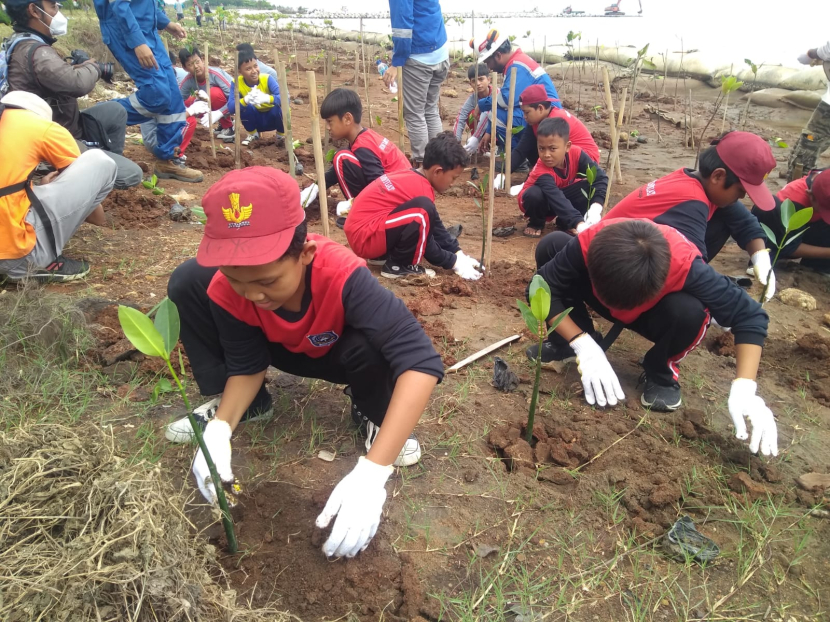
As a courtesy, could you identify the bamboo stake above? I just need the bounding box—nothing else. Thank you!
[688,89,695,151]
[354,49,359,84]
[397,70,405,152]
[360,18,373,128]
[485,71,498,272]
[601,67,617,170]
[541,35,546,66]
[277,60,295,178]
[324,51,332,146]
[504,67,517,190]
[233,50,242,169]
[307,71,330,238]
[203,42,217,159]
[603,86,626,210]
[614,87,625,181]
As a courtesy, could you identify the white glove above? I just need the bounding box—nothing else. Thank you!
[494,173,506,190]
[199,109,224,128]
[585,202,603,226]
[750,249,775,301]
[464,136,480,155]
[300,183,319,208]
[336,199,352,217]
[243,87,266,106]
[509,183,524,197]
[186,100,210,117]
[197,89,210,101]
[728,378,779,456]
[797,53,812,65]
[453,250,483,280]
[575,221,590,234]
[192,419,233,504]
[315,456,394,557]
[570,333,625,407]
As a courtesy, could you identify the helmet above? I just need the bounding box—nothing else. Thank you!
[471,29,509,62]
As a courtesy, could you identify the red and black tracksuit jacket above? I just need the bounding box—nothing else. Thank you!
[325,128,411,199]
[511,106,600,170]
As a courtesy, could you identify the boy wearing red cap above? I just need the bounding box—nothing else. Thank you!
[165,166,445,559]
[345,132,482,280]
[510,84,600,173]
[606,132,778,300]
[529,218,778,447]
[516,117,607,238]
[752,168,830,274]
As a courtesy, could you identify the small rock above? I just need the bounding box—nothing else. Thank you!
[102,338,137,367]
[796,472,830,491]
[557,427,577,442]
[292,97,304,105]
[463,469,478,483]
[728,471,769,500]
[305,136,314,144]
[169,202,191,221]
[759,463,782,484]
[443,88,458,98]
[534,441,551,464]
[317,450,336,462]
[443,185,463,197]
[679,420,698,439]
[538,468,575,485]
[568,443,588,463]
[503,439,534,470]
[549,441,574,467]
[475,543,499,557]
[264,533,273,543]
[294,161,304,176]
[507,426,521,441]
[778,288,817,311]
[684,409,705,427]
[488,425,512,450]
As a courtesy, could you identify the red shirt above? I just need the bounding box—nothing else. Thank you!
[207,235,366,358]
[578,218,702,324]
[519,145,584,214]
[351,128,410,177]
[345,169,432,259]
[534,108,600,162]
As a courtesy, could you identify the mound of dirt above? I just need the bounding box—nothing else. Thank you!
[797,332,830,359]
[0,423,288,621]
[102,187,174,229]
[706,331,736,357]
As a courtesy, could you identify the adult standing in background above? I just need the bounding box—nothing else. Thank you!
[174,0,184,22]
[193,0,203,27]
[382,0,449,166]
[788,42,830,181]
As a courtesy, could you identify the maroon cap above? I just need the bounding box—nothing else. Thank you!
[811,169,830,223]
[714,132,776,211]
[519,84,558,106]
[197,167,305,267]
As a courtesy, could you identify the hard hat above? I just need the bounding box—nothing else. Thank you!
[471,29,509,63]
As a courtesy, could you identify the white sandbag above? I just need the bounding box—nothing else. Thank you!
[741,88,792,108]
[781,90,823,110]
[779,67,828,91]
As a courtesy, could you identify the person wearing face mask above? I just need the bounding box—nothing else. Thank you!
[93,0,204,183]
[3,0,143,189]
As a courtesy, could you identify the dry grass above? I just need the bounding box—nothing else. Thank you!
[0,422,292,621]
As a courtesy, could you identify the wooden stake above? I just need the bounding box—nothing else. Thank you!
[307,71,330,238]
[485,71,498,272]
[204,41,217,159]
[688,89,695,151]
[601,67,617,170]
[324,51,332,146]
[541,35,546,66]
[603,86,626,210]
[233,50,242,170]
[360,18,373,128]
[277,60,295,178]
[354,49,359,84]
[614,87,626,181]
[397,70,405,152]
[446,334,521,372]
[504,67,517,190]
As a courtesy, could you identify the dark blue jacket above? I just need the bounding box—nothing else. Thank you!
[389,0,447,67]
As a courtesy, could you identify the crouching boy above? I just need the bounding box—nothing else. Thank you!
[227,45,284,146]
[517,117,607,237]
[165,167,444,558]
[345,132,482,280]
[527,218,778,458]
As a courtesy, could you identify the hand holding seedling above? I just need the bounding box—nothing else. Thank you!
[749,249,775,301]
[193,420,234,503]
[728,379,779,456]
[584,203,603,226]
[571,333,625,407]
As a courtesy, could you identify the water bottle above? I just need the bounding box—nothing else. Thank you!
[375,59,398,93]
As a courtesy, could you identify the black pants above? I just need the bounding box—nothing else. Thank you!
[522,181,590,230]
[324,150,368,200]
[384,197,458,269]
[167,259,394,425]
[536,232,710,386]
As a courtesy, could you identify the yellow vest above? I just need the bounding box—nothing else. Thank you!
[237,74,274,111]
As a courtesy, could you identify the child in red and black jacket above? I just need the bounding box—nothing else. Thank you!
[165,167,444,560]
[517,117,607,237]
[345,132,482,280]
[529,218,778,457]
[300,88,411,228]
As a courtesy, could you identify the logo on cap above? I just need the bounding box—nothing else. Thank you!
[222,193,252,228]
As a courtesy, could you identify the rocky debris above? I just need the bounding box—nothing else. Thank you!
[503,439,534,470]
[796,472,830,492]
[728,472,769,501]
[778,288,817,311]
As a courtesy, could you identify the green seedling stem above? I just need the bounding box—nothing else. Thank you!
[118,300,238,553]
[579,164,597,203]
[758,199,813,304]
[517,275,572,443]
[467,174,489,268]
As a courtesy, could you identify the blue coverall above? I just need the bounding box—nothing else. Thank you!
[94,0,186,161]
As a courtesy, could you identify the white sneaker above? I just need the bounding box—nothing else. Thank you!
[364,421,422,467]
[164,391,274,443]
[242,130,260,146]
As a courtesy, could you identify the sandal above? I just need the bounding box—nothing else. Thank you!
[523,227,542,238]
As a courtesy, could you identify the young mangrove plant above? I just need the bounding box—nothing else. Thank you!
[758,198,813,303]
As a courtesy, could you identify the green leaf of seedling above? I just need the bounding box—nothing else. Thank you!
[292,139,302,150]
[760,222,777,246]
[641,59,657,70]
[528,274,549,301]
[776,140,788,148]
[517,300,538,333]
[178,347,186,377]
[546,307,574,336]
[151,174,158,186]
[787,206,813,232]
[325,148,336,163]
[142,180,154,189]
[783,228,808,248]
[780,198,795,230]
[391,96,398,102]
[473,198,481,209]
[582,189,588,200]
[152,377,173,401]
[511,126,523,135]
[375,115,382,126]
[118,305,167,358]
[153,297,180,357]
[152,187,165,195]
[190,206,206,224]
[530,288,551,322]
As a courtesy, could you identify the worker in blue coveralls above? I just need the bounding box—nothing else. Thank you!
[94,0,203,182]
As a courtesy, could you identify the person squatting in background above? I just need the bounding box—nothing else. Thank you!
[227,44,285,147]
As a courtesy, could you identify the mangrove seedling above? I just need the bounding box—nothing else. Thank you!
[741,58,763,129]
[758,198,813,303]
[579,164,598,203]
[517,275,572,443]
[467,173,489,268]
[719,74,744,134]
[142,173,165,195]
[118,298,239,553]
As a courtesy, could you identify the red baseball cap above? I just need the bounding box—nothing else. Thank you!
[519,84,559,106]
[810,169,830,223]
[713,132,776,211]
[196,167,305,267]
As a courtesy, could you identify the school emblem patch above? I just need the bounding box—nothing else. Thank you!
[307,331,339,347]
[222,192,252,228]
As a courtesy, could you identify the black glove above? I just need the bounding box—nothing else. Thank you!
[68,49,90,65]
[96,62,115,83]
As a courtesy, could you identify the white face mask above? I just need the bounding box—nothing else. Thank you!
[37,6,68,37]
